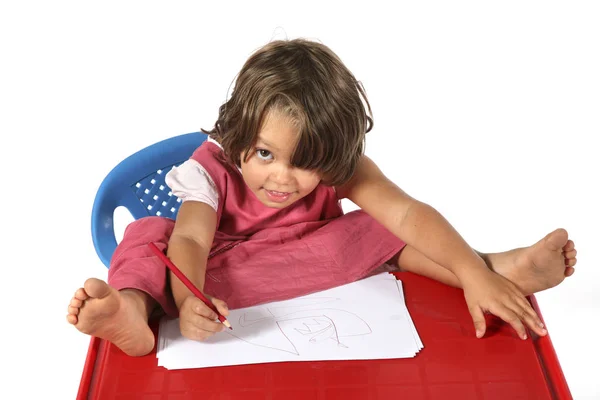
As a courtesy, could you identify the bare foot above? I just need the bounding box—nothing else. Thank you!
[484,228,577,296]
[66,278,155,357]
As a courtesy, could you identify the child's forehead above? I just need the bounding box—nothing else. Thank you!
[256,113,301,152]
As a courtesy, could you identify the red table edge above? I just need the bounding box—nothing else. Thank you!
[77,334,100,400]
[75,295,573,400]
[529,294,572,399]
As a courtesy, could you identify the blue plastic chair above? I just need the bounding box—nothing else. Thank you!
[91,132,208,268]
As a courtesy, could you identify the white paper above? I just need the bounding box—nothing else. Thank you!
[157,272,423,370]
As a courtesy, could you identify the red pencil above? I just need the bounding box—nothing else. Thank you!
[148,242,232,330]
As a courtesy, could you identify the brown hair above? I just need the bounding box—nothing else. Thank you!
[202,38,373,186]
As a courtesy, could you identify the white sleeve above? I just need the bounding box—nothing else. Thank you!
[165,159,219,212]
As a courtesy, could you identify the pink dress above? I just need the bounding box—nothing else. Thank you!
[108,141,406,317]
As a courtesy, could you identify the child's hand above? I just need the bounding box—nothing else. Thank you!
[460,268,547,339]
[178,294,229,341]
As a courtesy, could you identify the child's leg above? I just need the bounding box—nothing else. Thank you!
[67,217,178,357]
[396,228,577,296]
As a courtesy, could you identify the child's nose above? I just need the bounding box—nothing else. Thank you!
[270,164,295,186]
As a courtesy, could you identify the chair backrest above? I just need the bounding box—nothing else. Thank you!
[91,132,208,267]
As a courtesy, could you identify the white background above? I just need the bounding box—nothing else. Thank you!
[1,1,598,399]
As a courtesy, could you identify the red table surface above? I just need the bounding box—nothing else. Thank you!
[77,272,572,400]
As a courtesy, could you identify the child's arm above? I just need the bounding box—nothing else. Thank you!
[167,201,217,307]
[166,201,228,340]
[337,156,484,280]
[337,155,543,339]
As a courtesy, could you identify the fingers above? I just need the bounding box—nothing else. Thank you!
[193,299,219,320]
[179,296,228,341]
[507,297,547,337]
[490,291,548,339]
[184,312,226,334]
[512,295,543,328]
[211,297,229,316]
[468,306,487,338]
[491,303,528,340]
[464,272,552,341]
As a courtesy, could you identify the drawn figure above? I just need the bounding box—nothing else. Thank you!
[226,298,372,355]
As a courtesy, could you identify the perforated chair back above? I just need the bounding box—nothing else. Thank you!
[91,132,208,267]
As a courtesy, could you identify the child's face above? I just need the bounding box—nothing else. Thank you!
[240,112,322,209]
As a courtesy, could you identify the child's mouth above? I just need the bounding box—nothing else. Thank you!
[264,189,292,203]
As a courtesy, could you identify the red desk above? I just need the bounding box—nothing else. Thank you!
[77,272,571,399]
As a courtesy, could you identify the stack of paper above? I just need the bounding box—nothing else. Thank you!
[157,272,423,370]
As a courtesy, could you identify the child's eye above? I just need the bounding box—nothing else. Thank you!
[256,149,273,161]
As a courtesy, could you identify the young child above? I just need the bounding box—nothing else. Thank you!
[67,38,577,357]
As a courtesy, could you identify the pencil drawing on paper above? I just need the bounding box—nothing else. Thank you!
[225,297,373,355]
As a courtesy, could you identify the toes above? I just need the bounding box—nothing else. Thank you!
[564,249,577,259]
[68,305,80,315]
[563,240,575,252]
[70,298,83,308]
[546,229,569,251]
[66,314,78,325]
[83,278,112,299]
[566,258,577,267]
[565,267,575,277]
[74,288,89,301]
